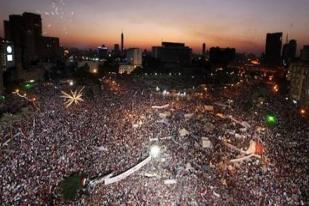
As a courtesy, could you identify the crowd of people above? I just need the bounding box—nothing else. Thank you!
[0,74,308,205]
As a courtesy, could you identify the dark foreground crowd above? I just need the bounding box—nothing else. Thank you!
[0,75,308,205]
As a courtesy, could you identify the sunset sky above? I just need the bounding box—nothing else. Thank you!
[1,0,309,55]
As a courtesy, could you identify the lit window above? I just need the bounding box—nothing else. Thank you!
[7,55,13,61]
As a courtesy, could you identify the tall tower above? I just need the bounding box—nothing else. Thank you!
[202,43,206,56]
[121,32,124,54]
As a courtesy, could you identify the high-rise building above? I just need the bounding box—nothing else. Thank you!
[152,42,192,65]
[4,13,42,67]
[264,32,283,66]
[121,32,124,54]
[209,47,236,65]
[202,43,206,56]
[287,46,309,105]
[3,12,62,69]
[282,37,297,66]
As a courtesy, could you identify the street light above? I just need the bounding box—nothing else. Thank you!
[300,108,306,116]
[92,68,98,74]
[273,84,279,93]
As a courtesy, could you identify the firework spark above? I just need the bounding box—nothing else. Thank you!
[60,87,84,108]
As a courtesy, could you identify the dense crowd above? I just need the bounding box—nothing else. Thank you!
[0,74,308,205]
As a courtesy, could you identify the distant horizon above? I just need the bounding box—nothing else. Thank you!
[1,0,309,55]
[0,30,303,57]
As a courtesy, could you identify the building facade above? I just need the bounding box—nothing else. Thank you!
[300,46,309,61]
[97,45,108,60]
[112,44,120,57]
[152,42,192,65]
[282,39,297,66]
[118,64,136,74]
[0,39,15,93]
[209,47,236,65]
[287,46,309,106]
[264,32,283,66]
[4,12,62,70]
[126,48,142,67]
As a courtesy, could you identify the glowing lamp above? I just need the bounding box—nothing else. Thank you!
[273,85,279,93]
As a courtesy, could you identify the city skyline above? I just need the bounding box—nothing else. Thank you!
[1,0,309,54]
